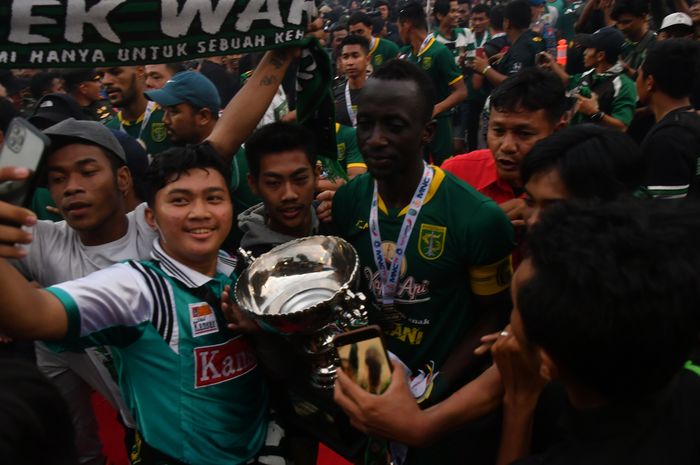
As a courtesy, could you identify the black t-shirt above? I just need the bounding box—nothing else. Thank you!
[494,30,546,77]
[641,107,700,199]
[511,370,700,465]
[333,83,362,127]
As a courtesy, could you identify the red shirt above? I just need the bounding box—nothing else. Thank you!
[441,150,517,204]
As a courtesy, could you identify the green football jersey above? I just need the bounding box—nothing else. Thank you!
[104,104,171,157]
[400,38,464,162]
[332,167,514,375]
[46,246,268,465]
[369,37,399,69]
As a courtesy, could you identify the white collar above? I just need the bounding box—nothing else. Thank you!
[150,239,236,288]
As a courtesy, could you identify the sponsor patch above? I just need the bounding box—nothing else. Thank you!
[189,302,219,337]
[194,337,257,388]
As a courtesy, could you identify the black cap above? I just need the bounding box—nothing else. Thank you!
[579,27,625,57]
[62,69,101,91]
[29,93,87,130]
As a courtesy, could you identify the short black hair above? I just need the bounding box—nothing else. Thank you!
[504,0,531,30]
[349,11,374,26]
[29,72,61,100]
[472,3,490,16]
[521,124,643,201]
[143,142,230,207]
[520,199,700,401]
[490,68,567,123]
[398,2,429,30]
[340,34,371,54]
[370,59,437,124]
[433,0,452,18]
[611,0,649,20]
[641,39,700,99]
[489,5,505,29]
[245,122,317,179]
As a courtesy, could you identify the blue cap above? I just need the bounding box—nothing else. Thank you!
[580,26,625,57]
[145,71,221,114]
[529,0,547,6]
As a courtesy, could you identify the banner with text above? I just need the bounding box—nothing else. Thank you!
[0,0,316,68]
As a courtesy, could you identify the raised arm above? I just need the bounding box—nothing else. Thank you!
[206,48,298,160]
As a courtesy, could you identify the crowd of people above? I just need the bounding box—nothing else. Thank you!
[0,0,700,464]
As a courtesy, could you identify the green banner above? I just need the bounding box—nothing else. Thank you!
[0,0,316,68]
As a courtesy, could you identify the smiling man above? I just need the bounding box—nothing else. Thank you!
[0,145,270,465]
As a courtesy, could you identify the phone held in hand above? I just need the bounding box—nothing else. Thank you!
[334,325,393,394]
[0,118,50,207]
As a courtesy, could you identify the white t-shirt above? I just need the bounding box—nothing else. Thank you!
[14,203,157,284]
[12,202,157,428]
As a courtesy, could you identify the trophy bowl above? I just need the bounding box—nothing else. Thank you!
[235,236,360,336]
[235,236,368,389]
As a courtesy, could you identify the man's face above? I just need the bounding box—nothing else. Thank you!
[398,20,411,44]
[582,47,599,68]
[457,3,470,26]
[524,168,569,228]
[80,79,103,103]
[46,144,125,234]
[439,1,459,29]
[49,77,64,95]
[635,68,650,104]
[249,150,317,237]
[144,64,173,90]
[147,168,232,270]
[531,4,545,21]
[341,44,370,79]
[100,66,144,107]
[378,5,390,20]
[615,13,646,40]
[163,103,202,145]
[488,107,558,186]
[356,79,432,181]
[349,22,374,41]
[471,12,490,33]
[690,3,700,23]
[509,258,536,346]
[332,29,349,50]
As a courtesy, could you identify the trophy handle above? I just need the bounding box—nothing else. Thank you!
[237,247,256,267]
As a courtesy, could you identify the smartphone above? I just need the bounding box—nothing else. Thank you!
[0,118,50,206]
[334,325,393,394]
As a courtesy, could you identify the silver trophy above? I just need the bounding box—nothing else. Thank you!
[235,236,368,389]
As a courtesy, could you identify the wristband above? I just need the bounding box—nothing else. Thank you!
[482,65,492,76]
[590,111,605,122]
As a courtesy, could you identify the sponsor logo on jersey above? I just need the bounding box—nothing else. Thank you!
[151,122,167,142]
[386,322,424,345]
[337,142,346,161]
[189,302,219,337]
[418,224,446,260]
[194,337,257,388]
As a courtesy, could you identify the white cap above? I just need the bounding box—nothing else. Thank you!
[660,12,693,31]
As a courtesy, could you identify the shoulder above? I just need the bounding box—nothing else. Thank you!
[435,167,497,206]
[336,172,372,202]
[441,150,497,188]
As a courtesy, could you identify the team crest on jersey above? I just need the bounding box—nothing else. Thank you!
[337,142,346,161]
[194,337,257,388]
[189,302,219,337]
[151,122,167,142]
[421,56,432,70]
[418,224,446,260]
[375,54,384,65]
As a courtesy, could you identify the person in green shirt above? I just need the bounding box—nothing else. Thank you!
[349,11,400,70]
[398,1,467,165]
[100,66,172,157]
[332,58,513,465]
[539,26,637,130]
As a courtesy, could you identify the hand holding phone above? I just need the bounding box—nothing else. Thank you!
[0,118,50,207]
[334,325,393,394]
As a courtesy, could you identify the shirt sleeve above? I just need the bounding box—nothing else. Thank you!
[610,76,637,127]
[45,262,155,350]
[439,46,464,86]
[341,126,366,169]
[465,200,515,296]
